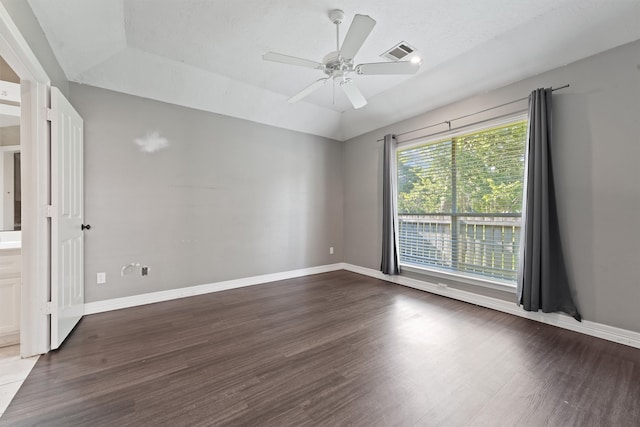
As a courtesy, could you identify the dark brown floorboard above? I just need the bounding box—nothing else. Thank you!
[2,271,639,426]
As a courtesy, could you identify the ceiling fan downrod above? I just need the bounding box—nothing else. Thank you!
[328,9,346,106]
[329,9,345,54]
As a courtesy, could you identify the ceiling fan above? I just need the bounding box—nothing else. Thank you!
[263,9,421,109]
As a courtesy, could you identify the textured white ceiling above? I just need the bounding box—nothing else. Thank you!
[28,0,640,140]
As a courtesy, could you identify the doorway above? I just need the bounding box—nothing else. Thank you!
[0,6,52,358]
[0,55,22,351]
[0,50,39,417]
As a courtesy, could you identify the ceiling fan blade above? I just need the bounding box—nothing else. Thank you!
[339,14,376,60]
[263,52,324,70]
[288,78,329,103]
[356,61,420,75]
[340,79,367,109]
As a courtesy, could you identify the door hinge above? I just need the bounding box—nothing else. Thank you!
[44,301,53,315]
[45,205,54,217]
[46,107,53,122]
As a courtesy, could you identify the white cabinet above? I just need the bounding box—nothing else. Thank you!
[0,248,20,347]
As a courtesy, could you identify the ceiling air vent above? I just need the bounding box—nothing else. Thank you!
[381,42,416,61]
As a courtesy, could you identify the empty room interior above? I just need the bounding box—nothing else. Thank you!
[0,0,639,425]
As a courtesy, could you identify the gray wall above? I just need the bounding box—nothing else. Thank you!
[70,83,343,303]
[1,0,68,94]
[343,40,640,333]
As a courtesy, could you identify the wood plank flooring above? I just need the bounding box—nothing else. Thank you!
[2,271,639,426]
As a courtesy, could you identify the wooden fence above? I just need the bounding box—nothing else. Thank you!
[398,214,521,282]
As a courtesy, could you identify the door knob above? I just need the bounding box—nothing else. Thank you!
[81,224,91,230]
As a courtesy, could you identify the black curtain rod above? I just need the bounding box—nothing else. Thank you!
[376,84,569,142]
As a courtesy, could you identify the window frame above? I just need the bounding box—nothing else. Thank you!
[395,112,528,291]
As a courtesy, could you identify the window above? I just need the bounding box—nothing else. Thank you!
[396,118,527,284]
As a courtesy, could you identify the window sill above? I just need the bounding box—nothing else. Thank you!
[399,263,517,294]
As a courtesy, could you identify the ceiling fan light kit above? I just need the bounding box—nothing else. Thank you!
[263,9,421,110]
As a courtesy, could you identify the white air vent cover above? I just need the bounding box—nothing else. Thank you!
[381,42,416,61]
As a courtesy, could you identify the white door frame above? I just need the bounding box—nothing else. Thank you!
[0,5,52,357]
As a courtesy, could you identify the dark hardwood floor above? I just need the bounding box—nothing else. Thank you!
[2,270,639,426]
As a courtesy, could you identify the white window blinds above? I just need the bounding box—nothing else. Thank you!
[396,119,527,283]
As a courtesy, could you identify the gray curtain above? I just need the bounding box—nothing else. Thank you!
[381,134,400,275]
[517,88,581,321]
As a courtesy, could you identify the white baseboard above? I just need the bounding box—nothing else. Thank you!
[84,262,640,350]
[84,263,345,315]
[343,263,640,349]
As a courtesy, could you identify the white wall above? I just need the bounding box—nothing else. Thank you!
[343,40,640,333]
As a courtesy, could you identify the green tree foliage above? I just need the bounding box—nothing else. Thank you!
[397,121,527,214]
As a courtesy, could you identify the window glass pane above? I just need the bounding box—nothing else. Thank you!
[456,215,521,281]
[456,122,526,214]
[398,139,452,214]
[396,119,527,284]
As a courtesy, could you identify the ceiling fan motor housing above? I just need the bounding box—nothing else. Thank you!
[322,51,353,78]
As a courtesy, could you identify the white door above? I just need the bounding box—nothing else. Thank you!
[50,87,84,350]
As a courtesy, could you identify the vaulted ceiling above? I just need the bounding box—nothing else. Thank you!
[28,0,640,140]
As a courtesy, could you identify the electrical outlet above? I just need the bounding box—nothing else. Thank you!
[97,272,106,284]
[329,247,334,255]
[141,266,149,276]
